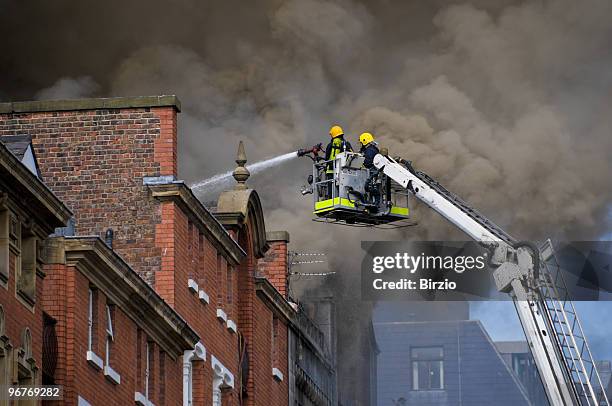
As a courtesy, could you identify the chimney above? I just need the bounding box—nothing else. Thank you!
[258,231,289,298]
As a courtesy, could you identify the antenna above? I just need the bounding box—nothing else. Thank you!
[288,251,335,276]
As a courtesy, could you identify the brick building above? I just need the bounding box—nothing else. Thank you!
[42,236,200,405]
[0,95,336,406]
[0,136,71,402]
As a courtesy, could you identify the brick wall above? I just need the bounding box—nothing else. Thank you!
[42,264,182,406]
[235,227,289,406]
[0,99,179,285]
[257,232,289,298]
[162,201,241,403]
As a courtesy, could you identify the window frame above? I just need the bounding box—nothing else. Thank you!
[0,209,9,284]
[104,304,114,366]
[17,228,37,304]
[411,346,444,391]
[216,254,224,308]
[144,341,151,399]
[87,289,95,352]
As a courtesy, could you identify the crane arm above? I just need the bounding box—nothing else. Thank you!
[373,153,606,406]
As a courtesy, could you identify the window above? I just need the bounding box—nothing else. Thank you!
[159,351,166,405]
[226,266,233,306]
[271,315,283,381]
[22,328,32,360]
[87,289,97,351]
[198,234,206,284]
[104,305,114,365]
[411,347,444,390]
[104,304,121,385]
[0,209,9,282]
[17,328,35,388]
[8,211,19,250]
[271,315,278,366]
[145,341,151,399]
[86,288,103,370]
[216,254,224,307]
[18,230,37,303]
[136,337,155,405]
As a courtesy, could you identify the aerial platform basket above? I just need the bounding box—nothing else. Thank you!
[309,152,415,228]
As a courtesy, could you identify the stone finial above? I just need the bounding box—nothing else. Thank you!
[232,140,250,189]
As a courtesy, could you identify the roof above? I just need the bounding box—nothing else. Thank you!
[1,135,31,159]
[0,139,72,232]
[0,95,181,114]
[495,340,529,354]
[0,135,42,178]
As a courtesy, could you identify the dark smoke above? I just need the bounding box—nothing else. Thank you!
[3,1,612,404]
[3,0,610,241]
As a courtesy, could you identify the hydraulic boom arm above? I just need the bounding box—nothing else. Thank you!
[373,154,609,406]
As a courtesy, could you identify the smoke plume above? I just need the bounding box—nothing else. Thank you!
[3,0,612,403]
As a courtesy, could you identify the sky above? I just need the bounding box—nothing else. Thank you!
[472,301,612,362]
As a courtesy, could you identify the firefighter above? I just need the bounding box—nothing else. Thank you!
[359,132,381,206]
[324,125,353,198]
[359,132,379,168]
[325,125,353,168]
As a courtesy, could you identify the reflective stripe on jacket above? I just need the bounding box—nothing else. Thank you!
[325,137,353,173]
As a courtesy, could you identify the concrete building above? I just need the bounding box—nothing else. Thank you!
[496,341,549,406]
[0,95,335,406]
[374,302,533,406]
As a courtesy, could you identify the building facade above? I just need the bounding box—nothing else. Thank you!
[375,318,532,406]
[374,302,533,406]
[0,136,71,404]
[42,236,200,405]
[0,95,335,406]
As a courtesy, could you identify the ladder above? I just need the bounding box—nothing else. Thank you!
[539,240,610,405]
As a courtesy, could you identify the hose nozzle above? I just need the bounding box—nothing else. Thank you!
[297,143,323,158]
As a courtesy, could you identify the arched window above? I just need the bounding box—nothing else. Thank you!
[16,327,36,391]
[22,328,32,360]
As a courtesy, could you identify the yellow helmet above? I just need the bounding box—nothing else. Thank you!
[359,132,374,145]
[329,125,344,138]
